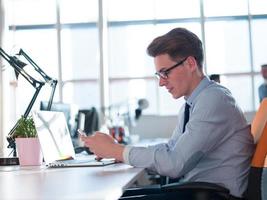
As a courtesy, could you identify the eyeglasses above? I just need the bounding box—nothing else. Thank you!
[155,57,188,79]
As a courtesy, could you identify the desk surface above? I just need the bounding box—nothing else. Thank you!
[0,163,144,200]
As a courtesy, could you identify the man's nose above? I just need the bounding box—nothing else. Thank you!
[159,78,166,87]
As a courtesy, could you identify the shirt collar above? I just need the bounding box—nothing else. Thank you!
[184,76,212,107]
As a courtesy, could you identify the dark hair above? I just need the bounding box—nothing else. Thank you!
[261,64,267,68]
[147,28,204,68]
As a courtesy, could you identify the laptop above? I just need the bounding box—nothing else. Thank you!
[32,110,116,168]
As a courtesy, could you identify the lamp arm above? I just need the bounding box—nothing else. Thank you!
[7,83,43,135]
[18,49,55,83]
[24,84,44,117]
[47,79,57,111]
[17,49,58,111]
[0,47,48,157]
[0,47,44,88]
[0,47,11,63]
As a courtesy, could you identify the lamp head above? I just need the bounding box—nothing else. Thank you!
[137,99,149,110]
[12,56,27,79]
[135,99,149,120]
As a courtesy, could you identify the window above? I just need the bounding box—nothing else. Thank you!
[222,75,253,111]
[2,0,267,123]
[7,0,56,25]
[249,0,267,15]
[205,20,251,74]
[203,0,248,17]
[251,19,267,71]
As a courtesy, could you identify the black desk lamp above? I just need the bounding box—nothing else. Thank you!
[0,47,57,160]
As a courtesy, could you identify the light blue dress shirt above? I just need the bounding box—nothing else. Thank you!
[258,83,267,102]
[123,76,255,197]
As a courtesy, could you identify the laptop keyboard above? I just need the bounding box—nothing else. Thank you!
[48,157,116,167]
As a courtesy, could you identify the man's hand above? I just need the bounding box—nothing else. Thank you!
[79,130,125,162]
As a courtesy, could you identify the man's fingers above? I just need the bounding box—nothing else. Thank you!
[95,156,103,161]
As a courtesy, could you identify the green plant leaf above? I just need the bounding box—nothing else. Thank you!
[13,116,37,138]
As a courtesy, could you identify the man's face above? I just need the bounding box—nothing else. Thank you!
[261,67,267,80]
[154,54,194,99]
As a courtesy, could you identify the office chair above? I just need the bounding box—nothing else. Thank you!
[120,98,267,200]
[244,98,267,200]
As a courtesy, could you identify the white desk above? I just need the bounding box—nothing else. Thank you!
[0,163,145,200]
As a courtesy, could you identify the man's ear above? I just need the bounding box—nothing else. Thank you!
[186,56,198,72]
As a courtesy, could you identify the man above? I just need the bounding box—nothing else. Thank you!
[258,64,267,102]
[81,28,254,198]
[209,74,220,83]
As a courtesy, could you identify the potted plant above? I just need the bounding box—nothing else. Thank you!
[13,116,43,166]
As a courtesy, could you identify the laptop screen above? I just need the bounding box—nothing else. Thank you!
[32,111,76,164]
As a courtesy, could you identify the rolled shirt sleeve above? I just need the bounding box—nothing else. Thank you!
[123,145,132,164]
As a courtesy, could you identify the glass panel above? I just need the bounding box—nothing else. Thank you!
[249,0,267,15]
[60,0,98,23]
[158,85,185,115]
[221,75,253,112]
[61,27,99,80]
[108,23,201,78]
[109,79,157,115]
[251,19,267,72]
[7,0,56,25]
[203,0,248,17]
[155,0,200,19]
[11,29,59,78]
[62,81,100,109]
[154,22,202,40]
[205,20,251,74]
[108,24,155,78]
[107,0,154,21]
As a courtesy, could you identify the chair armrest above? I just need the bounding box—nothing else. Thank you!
[122,184,162,197]
[122,182,231,200]
[162,181,230,199]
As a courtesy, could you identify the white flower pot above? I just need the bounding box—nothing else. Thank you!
[16,138,43,166]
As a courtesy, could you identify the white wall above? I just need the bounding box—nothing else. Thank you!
[131,115,177,139]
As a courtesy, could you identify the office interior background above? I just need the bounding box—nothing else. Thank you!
[0,0,267,156]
